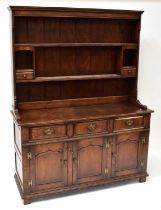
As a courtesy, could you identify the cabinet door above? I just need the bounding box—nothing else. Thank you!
[112,132,143,177]
[72,137,109,184]
[30,142,67,191]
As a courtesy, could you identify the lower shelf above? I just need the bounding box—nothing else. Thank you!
[15,172,148,205]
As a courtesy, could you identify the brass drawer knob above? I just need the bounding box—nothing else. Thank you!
[23,74,27,79]
[126,119,134,126]
[88,123,97,132]
[128,70,132,74]
[44,127,55,135]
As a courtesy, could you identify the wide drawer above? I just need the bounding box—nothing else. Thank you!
[74,120,107,136]
[30,125,67,140]
[114,116,144,131]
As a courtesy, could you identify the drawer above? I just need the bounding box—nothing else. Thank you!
[74,120,107,136]
[121,66,136,76]
[114,116,144,131]
[16,69,34,80]
[30,125,67,140]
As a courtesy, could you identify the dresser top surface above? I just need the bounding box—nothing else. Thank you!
[14,102,152,126]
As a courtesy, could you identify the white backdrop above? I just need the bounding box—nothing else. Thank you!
[0,0,161,209]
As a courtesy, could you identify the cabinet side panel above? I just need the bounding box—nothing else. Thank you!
[14,123,22,153]
[15,151,23,184]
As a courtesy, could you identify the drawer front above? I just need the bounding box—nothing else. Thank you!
[114,116,144,131]
[121,66,136,76]
[30,125,67,140]
[74,120,107,136]
[16,70,34,80]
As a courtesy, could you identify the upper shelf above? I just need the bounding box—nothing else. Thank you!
[16,73,136,83]
[15,43,138,50]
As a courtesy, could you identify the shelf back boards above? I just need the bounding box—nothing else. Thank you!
[11,7,142,109]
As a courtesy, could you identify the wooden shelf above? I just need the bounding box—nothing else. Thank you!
[15,43,138,50]
[16,73,136,83]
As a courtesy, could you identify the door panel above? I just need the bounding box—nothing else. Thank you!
[72,138,108,184]
[116,139,138,170]
[78,145,102,178]
[30,142,67,191]
[112,132,143,177]
[35,150,63,185]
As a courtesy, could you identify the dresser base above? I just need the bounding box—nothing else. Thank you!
[14,172,148,205]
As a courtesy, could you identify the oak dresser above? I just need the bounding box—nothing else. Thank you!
[10,6,153,204]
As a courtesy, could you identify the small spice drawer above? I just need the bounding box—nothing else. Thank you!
[114,116,144,131]
[30,125,67,140]
[121,66,136,76]
[16,69,34,80]
[74,120,107,136]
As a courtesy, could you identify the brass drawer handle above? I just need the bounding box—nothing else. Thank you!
[23,74,27,79]
[126,120,134,126]
[88,123,97,132]
[44,128,55,135]
[128,70,132,74]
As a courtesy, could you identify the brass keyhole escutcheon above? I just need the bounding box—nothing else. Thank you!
[63,159,67,165]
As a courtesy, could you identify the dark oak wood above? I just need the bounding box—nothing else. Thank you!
[15,102,152,126]
[10,6,153,204]
[17,95,129,110]
[30,142,68,191]
[72,137,107,184]
[113,115,144,131]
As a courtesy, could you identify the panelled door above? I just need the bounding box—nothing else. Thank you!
[111,132,145,177]
[30,142,67,191]
[72,137,112,184]
[28,132,147,192]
